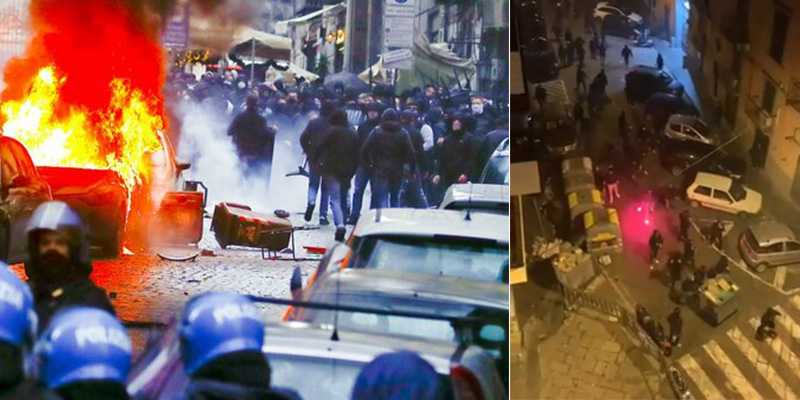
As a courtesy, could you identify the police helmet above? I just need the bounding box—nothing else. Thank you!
[0,265,36,348]
[36,307,131,389]
[351,351,442,400]
[179,292,265,375]
[25,201,89,268]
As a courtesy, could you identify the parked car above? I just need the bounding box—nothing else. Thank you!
[481,138,510,185]
[625,65,684,103]
[288,268,509,388]
[596,9,642,39]
[0,136,52,263]
[739,220,800,272]
[594,2,644,26]
[658,140,746,179]
[126,315,506,400]
[644,92,700,131]
[598,0,649,19]
[686,172,762,216]
[663,114,717,145]
[440,183,509,215]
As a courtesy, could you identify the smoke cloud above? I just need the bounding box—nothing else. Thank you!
[174,99,310,215]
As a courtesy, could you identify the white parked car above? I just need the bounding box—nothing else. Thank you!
[663,114,716,145]
[440,183,509,216]
[686,172,762,216]
[594,2,643,25]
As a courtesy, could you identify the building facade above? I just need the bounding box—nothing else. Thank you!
[688,0,800,204]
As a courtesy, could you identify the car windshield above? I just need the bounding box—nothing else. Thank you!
[729,180,747,201]
[269,353,453,400]
[352,236,509,283]
[481,156,510,185]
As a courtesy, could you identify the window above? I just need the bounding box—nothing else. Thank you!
[694,186,712,196]
[769,8,790,63]
[786,242,800,251]
[762,78,777,113]
[713,190,732,203]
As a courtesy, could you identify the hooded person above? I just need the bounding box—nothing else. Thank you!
[179,292,295,400]
[472,116,509,181]
[350,351,443,400]
[315,110,359,241]
[360,109,417,209]
[300,100,338,225]
[227,95,277,187]
[399,109,429,209]
[24,201,115,331]
[434,114,477,191]
[0,266,40,400]
[349,102,383,225]
[35,307,131,400]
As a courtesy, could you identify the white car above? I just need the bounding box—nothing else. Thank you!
[440,183,509,215]
[663,114,716,145]
[594,2,643,25]
[686,172,762,216]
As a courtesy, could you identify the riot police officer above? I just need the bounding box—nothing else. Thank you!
[36,307,131,399]
[351,351,444,400]
[0,266,39,399]
[25,201,115,330]
[179,292,294,399]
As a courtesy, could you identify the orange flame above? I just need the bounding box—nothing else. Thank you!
[1,65,163,189]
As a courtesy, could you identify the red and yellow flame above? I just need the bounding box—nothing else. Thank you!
[1,66,163,189]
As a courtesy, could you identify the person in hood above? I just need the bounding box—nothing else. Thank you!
[361,109,417,209]
[227,95,276,188]
[300,100,337,225]
[25,201,115,331]
[179,292,295,400]
[399,109,429,208]
[35,307,131,399]
[0,266,41,400]
[433,114,477,192]
[349,102,383,225]
[350,351,443,400]
[315,109,358,241]
[473,117,509,181]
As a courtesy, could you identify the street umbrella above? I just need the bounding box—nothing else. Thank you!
[324,72,369,93]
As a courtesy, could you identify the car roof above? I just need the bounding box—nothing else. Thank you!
[353,208,509,243]
[441,183,509,208]
[263,321,458,372]
[313,268,509,310]
[749,220,796,246]
[693,172,732,189]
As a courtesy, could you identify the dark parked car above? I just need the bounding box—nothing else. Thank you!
[644,92,699,131]
[658,139,747,180]
[598,11,641,39]
[0,136,52,263]
[625,65,684,103]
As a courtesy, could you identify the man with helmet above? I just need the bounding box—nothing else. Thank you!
[179,292,295,399]
[0,266,39,399]
[35,307,131,399]
[25,201,115,330]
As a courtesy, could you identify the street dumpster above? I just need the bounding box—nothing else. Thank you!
[211,202,292,250]
[574,207,623,255]
[699,274,739,325]
[562,157,596,193]
[567,188,604,220]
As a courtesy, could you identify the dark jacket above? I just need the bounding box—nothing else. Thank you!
[403,122,425,173]
[356,118,380,165]
[438,128,477,187]
[361,110,416,182]
[300,103,336,174]
[30,276,115,332]
[316,111,359,182]
[473,127,509,180]
[227,108,276,162]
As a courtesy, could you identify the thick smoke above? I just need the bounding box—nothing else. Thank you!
[174,99,309,215]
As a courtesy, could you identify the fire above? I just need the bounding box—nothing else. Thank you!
[1,65,163,189]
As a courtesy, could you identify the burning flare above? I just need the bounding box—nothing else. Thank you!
[1,66,163,189]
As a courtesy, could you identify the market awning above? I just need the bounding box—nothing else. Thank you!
[228,27,291,61]
[358,34,476,93]
[274,3,346,34]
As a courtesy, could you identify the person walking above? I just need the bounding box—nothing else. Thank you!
[604,165,620,205]
[558,41,568,67]
[621,45,633,68]
[535,85,547,110]
[576,65,587,94]
[599,41,607,64]
[756,307,781,340]
[589,36,597,60]
[361,109,416,209]
[649,229,664,265]
[708,219,725,249]
[682,240,696,269]
[667,307,683,347]
[679,210,691,241]
[618,110,628,139]
[315,110,359,241]
[656,52,664,70]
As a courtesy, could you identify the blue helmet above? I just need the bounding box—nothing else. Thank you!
[36,307,131,389]
[25,201,90,273]
[0,265,36,348]
[179,292,265,375]
[351,351,442,400]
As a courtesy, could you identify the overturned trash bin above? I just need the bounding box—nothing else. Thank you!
[573,207,623,256]
[211,202,291,250]
[567,188,604,220]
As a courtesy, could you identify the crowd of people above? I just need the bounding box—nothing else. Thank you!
[0,201,459,399]
[167,68,509,241]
